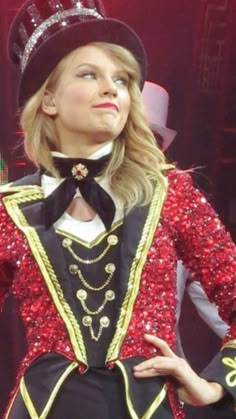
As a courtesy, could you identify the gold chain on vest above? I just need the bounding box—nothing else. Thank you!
[76,289,115,315]
[62,234,118,264]
[69,263,116,291]
[82,316,110,342]
[62,232,119,342]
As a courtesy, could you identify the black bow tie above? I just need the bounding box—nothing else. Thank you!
[41,154,115,231]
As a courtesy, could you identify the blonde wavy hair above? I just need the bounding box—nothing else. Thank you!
[20,42,173,210]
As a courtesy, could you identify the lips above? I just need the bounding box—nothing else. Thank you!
[93,102,119,111]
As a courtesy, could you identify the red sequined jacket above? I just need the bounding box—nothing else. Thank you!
[0,169,235,418]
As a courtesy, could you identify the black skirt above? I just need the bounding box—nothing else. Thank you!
[9,368,130,419]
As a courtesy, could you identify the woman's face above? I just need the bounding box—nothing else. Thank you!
[43,44,131,153]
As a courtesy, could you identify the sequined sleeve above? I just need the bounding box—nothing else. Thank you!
[0,197,16,308]
[164,170,236,408]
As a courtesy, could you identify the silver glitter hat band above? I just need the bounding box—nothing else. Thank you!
[21,6,103,72]
[8,0,147,105]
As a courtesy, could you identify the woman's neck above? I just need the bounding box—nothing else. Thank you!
[57,140,113,159]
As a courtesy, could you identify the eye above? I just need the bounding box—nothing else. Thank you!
[78,71,96,79]
[114,76,129,86]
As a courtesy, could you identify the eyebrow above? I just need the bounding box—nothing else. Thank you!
[74,63,97,70]
[74,63,127,74]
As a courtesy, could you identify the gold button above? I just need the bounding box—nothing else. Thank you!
[62,238,72,248]
[107,234,118,246]
[82,316,92,326]
[76,289,87,301]
[105,290,115,301]
[105,263,116,274]
[100,316,110,328]
[69,264,78,274]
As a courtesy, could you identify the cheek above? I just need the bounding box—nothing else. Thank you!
[56,85,91,112]
[69,88,90,105]
[121,93,131,118]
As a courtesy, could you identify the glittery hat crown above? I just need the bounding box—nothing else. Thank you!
[9,1,106,72]
[8,0,146,106]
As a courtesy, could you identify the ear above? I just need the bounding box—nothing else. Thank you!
[41,90,57,116]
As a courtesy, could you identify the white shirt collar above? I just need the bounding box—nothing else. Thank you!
[52,141,113,160]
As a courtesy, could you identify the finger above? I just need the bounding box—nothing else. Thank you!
[144,334,177,358]
[133,369,161,378]
[133,356,164,371]
[134,358,179,376]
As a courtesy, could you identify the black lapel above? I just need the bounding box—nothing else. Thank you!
[4,172,78,335]
[106,181,167,362]
[15,171,69,289]
[7,171,87,363]
[18,182,85,338]
[119,204,149,297]
[12,170,41,187]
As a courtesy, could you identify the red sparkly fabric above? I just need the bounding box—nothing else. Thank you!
[0,169,235,418]
[0,202,74,358]
[0,201,75,415]
[120,170,236,360]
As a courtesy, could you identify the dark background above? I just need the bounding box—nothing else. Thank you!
[0,1,236,418]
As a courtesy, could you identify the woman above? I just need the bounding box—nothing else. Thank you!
[2,0,236,418]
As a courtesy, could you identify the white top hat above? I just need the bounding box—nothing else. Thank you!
[142,81,177,151]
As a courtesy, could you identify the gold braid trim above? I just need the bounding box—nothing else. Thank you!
[20,362,78,419]
[222,340,236,350]
[3,188,87,365]
[0,184,33,193]
[20,377,39,419]
[116,360,167,419]
[222,357,236,388]
[221,340,236,390]
[106,180,167,362]
[3,389,19,419]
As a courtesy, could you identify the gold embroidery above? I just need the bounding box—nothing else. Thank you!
[222,357,236,387]
[116,360,167,419]
[20,362,78,419]
[106,180,167,362]
[3,188,87,366]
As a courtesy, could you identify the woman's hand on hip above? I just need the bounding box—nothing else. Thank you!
[133,334,225,406]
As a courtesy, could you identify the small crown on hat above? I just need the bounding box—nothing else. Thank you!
[11,0,106,72]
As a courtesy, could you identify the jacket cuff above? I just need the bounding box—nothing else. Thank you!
[200,341,236,413]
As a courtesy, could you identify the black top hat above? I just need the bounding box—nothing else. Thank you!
[8,0,147,107]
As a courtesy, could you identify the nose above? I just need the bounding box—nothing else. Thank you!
[100,77,118,97]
